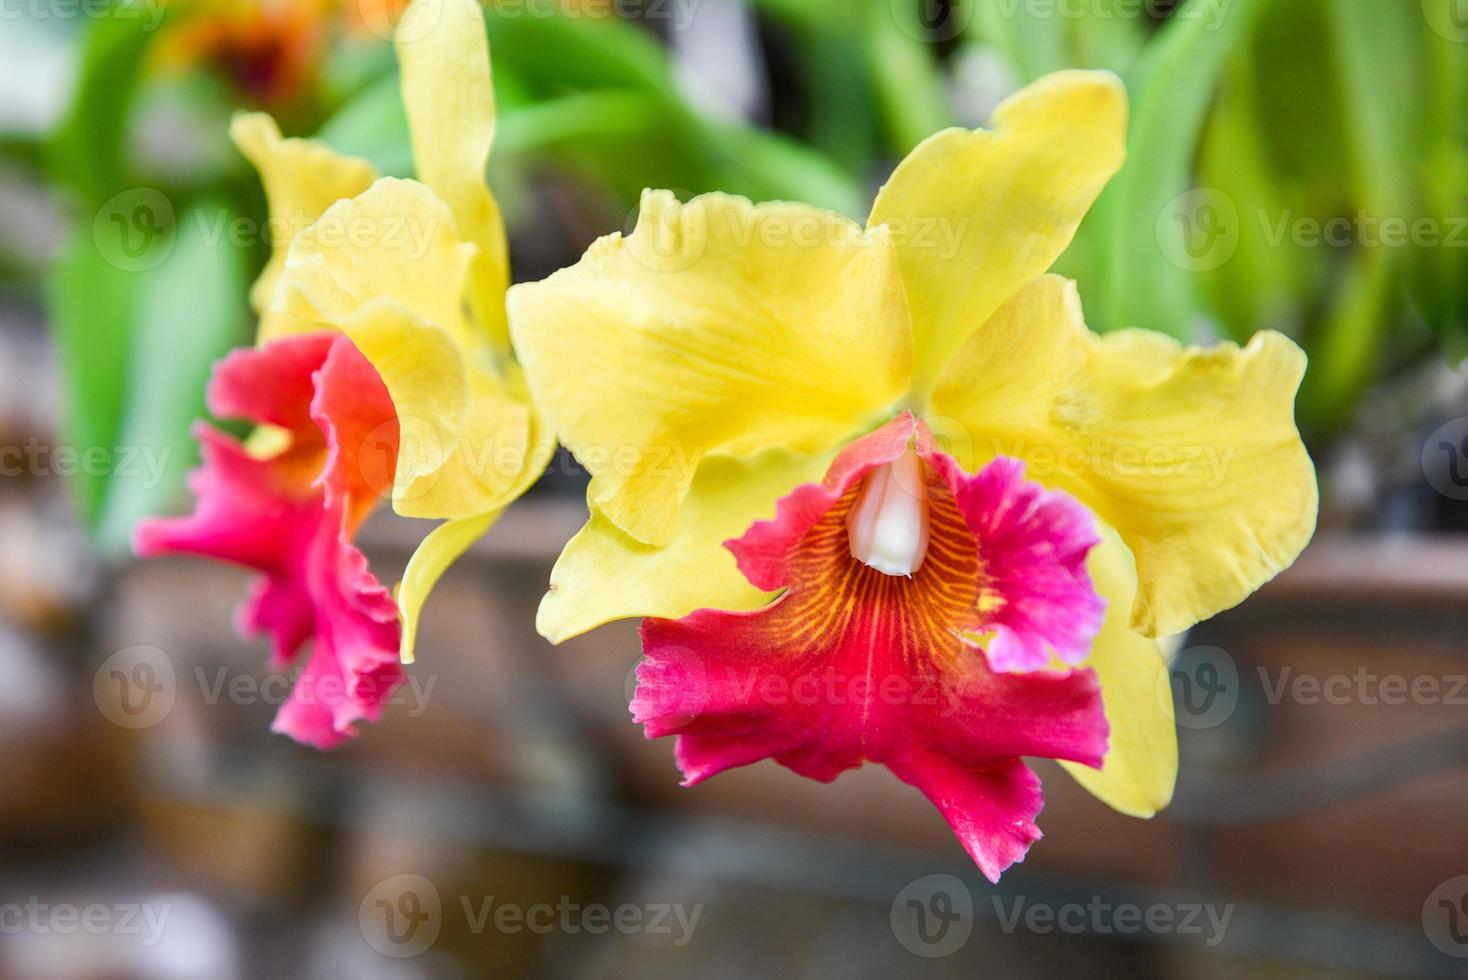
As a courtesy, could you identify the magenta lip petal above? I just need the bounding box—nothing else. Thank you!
[632,414,1110,879]
[133,333,406,749]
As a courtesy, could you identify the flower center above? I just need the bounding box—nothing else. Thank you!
[845,448,930,576]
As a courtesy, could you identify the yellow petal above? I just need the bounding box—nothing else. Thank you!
[868,70,1127,400]
[397,0,510,347]
[275,178,478,350]
[538,447,832,643]
[275,179,548,518]
[508,190,911,547]
[309,300,543,520]
[930,274,1317,637]
[398,509,503,664]
[229,113,377,344]
[392,365,546,519]
[1060,530,1177,817]
[330,298,470,499]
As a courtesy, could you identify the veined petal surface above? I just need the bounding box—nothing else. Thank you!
[930,275,1316,636]
[509,190,912,547]
[634,414,1108,881]
[868,70,1127,399]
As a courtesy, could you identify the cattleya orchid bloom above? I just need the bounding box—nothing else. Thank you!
[136,0,551,747]
[508,71,1317,877]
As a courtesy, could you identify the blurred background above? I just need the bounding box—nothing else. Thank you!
[1,0,1466,976]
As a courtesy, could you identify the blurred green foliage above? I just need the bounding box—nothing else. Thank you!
[2,0,1464,548]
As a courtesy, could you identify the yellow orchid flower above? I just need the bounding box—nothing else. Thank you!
[256,0,553,664]
[506,70,1318,851]
[138,0,550,753]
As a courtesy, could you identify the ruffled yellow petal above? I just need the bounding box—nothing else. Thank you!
[537,448,833,643]
[392,366,546,519]
[397,0,510,347]
[275,179,545,519]
[930,274,1317,637]
[1059,530,1177,817]
[398,509,503,664]
[397,370,553,660]
[507,190,912,547]
[330,298,469,498]
[276,178,478,349]
[868,70,1127,400]
[229,113,377,344]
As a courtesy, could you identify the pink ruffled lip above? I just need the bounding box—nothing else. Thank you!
[134,333,406,750]
[633,412,1109,881]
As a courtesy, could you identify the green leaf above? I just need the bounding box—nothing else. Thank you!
[863,4,953,155]
[484,10,675,99]
[1290,0,1420,418]
[749,0,880,170]
[495,90,862,216]
[314,71,414,177]
[1066,0,1147,74]
[1298,250,1397,435]
[1196,36,1305,343]
[705,123,865,218]
[95,199,248,556]
[971,0,1070,81]
[1400,3,1466,355]
[1327,0,1417,218]
[1083,0,1261,336]
[47,0,174,210]
[45,228,141,525]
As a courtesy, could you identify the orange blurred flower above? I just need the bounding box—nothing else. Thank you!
[154,0,413,109]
